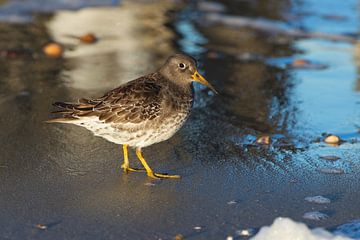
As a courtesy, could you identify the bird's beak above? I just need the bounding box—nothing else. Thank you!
[192,71,218,94]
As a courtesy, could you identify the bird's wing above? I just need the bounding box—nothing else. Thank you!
[50,74,164,125]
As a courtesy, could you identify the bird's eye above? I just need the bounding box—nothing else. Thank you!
[178,63,186,69]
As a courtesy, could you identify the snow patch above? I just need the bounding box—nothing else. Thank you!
[251,217,351,240]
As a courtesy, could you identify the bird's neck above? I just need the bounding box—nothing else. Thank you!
[156,71,193,96]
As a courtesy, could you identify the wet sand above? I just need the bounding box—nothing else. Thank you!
[0,0,360,239]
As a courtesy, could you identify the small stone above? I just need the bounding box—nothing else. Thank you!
[174,234,184,240]
[324,135,340,144]
[319,155,341,161]
[256,135,270,145]
[236,228,256,236]
[42,43,63,58]
[227,200,237,205]
[291,59,309,66]
[305,195,331,204]
[36,224,47,230]
[303,211,329,221]
[79,33,97,44]
[226,236,233,240]
[289,59,328,69]
[194,226,202,230]
[321,14,347,21]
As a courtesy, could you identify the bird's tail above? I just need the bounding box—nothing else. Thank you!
[46,99,94,123]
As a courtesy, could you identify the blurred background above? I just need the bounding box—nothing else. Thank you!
[0,0,360,239]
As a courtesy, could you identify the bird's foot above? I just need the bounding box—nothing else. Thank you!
[147,172,181,179]
[121,164,146,173]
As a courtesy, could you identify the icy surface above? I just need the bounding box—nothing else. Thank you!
[251,218,351,240]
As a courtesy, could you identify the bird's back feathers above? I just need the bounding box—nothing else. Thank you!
[47,73,169,125]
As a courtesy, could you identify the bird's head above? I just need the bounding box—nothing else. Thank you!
[159,53,218,93]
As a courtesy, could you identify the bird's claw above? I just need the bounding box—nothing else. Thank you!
[147,172,181,179]
[121,164,146,173]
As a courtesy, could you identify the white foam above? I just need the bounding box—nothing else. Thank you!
[251,217,352,240]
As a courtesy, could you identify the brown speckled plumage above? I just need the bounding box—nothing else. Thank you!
[48,54,216,179]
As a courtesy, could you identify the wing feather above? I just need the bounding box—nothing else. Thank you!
[49,73,165,126]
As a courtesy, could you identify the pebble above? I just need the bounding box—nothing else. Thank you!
[303,211,329,221]
[36,224,47,230]
[174,234,184,240]
[79,33,97,44]
[194,226,202,230]
[236,228,256,237]
[319,155,341,161]
[291,59,309,66]
[321,14,347,21]
[226,236,233,240]
[256,135,270,145]
[42,43,63,58]
[289,59,328,69]
[227,200,237,205]
[305,195,331,204]
[324,135,340,144]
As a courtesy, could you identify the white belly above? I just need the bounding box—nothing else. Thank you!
[73,113,188,148]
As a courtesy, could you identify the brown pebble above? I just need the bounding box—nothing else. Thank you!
[291,59,309,66]
[174,234,184,240]
[324,135,340,144]
[36,224,47,230]
[42,43,63,58]
[79,33,97,44]
[256,135,270,145]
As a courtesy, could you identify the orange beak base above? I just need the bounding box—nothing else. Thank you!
[191,71,218,94]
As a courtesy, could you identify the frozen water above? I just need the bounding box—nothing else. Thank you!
[251,218,351,240]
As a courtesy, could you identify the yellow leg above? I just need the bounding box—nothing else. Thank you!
[135,148,180,179]
[121,144,145,173]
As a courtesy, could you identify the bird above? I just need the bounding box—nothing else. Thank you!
[47,53,217,179]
